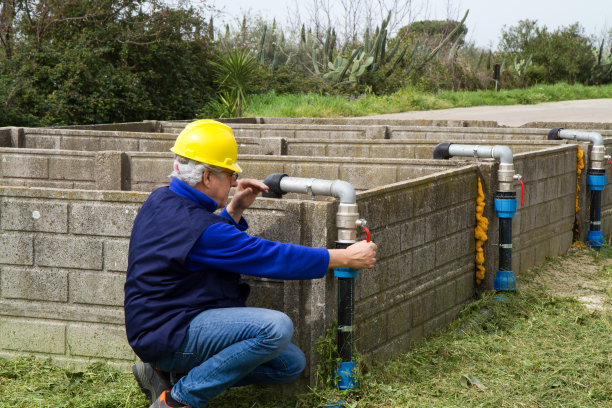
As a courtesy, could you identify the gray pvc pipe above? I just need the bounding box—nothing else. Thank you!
[448,144,514,164]
[558,129,604,146]
[278,177,357,203]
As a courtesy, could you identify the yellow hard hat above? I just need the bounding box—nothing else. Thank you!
[170,119,242,173]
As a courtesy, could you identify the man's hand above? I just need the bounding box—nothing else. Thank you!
[226,179,269,222]
[328,240,377,270]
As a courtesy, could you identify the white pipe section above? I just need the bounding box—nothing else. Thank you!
[448,144,514,164]
[558,129,604,146]
[279,177,357,203]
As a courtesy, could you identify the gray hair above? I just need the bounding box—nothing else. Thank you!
[169,155,227,187]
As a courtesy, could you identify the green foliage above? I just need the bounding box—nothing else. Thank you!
[314,321,342,388]
[211,49,257,117]
[0,0,216,127]
[498,20,597,85]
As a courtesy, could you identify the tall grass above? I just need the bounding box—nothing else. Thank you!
[244,83,612,118]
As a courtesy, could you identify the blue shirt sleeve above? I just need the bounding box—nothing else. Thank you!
[184,221,330,280]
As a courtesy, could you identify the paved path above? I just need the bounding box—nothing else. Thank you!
[363,98,612,126]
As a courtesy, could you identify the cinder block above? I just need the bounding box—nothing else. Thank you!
[328,144,371,158]
[60,136,99,151]
[1,199,68,233]
[425,211,448,242]
[49,157,94,181]
[258,138,287,155]
[67,323,134,360]
[104,239,129,272]
[286,143,327,157]
[387,189,413,225]
[412,185,434,216]
[1,154,48,178]
[129,156,172,183]
[35,235,103,270]
[455,271,474,303]
[70,203,139,237]
[355,264,383,299]
[1,267,68,302]
[139,139,174,153]
[435,281,457,315]
[371,144,414,159]
[69,271,125,306]
[100,138,139,152]
[339,165,398,191]
[357,314,386,352]
[0,233,33,265]
[411,244,435,275]
[401,218,426,250]
[385,303,412,339]
[0,319,65,354]
[378,224,402,258]
[386,252,413,286]
[364,126,387,140]
[95,152,123,190]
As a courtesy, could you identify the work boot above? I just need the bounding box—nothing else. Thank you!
[132,361,172,404]
[149,390,192,408]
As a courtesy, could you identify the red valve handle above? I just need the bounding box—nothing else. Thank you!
[361,225,371,242]
[608,158,612,180]
[518,179,524,206]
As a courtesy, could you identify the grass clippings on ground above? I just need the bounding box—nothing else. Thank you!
[0,245,610,408]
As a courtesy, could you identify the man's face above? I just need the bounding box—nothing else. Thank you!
[205,169,239,208]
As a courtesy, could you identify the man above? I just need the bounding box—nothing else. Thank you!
[124,119,377,408]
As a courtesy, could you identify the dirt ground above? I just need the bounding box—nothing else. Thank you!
[523,244,612,312]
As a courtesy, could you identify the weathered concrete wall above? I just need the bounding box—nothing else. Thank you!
[0,148,462,193]
[1,127,565,159]
[0,165,479,384]
[354,166,477,361]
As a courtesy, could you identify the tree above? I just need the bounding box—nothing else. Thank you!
[0,0,216,126]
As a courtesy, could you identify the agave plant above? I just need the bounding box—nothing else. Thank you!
[211,49,257,117]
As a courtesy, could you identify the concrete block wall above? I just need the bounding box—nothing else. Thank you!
[0,186,335,378]
[0,187,143,367]
[0,148,123,190]
[0,168,481,384]
[353,166,478,361]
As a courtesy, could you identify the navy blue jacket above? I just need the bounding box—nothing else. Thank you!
[124,178,329,362]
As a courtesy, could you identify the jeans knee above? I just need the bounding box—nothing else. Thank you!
[262,311,294,350]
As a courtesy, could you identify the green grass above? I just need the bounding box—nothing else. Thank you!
[0,247,610,407]
[244,82,612,118]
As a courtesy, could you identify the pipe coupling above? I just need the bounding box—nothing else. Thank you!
[591,145,606,170]
[336,203,359,243]
[497,163,516,192]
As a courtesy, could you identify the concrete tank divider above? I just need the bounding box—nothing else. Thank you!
[0,163,480,386]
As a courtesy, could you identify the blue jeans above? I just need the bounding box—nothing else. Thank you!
[152,307,306,407]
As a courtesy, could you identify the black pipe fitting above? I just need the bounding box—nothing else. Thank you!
[262,173,288,198]
[547,127,563,140]
[433,142,452,160]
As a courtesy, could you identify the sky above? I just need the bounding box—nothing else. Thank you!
[209,0,611,49]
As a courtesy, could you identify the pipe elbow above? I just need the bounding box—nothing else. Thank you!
[262,173,287,198]
[493,145,513,164]
[548,127,562,140]
[433,142,452,159]
[588,131,604,146]
[331,179,356,203]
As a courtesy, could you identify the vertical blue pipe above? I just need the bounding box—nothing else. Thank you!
[494,192,517,291]
[586,169,606,248]
[333,241,359,390]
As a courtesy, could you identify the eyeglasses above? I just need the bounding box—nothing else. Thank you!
[217,169,239,182]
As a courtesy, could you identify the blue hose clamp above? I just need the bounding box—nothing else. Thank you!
[336,361,358,389]
[587,174,606,191]
[334,267,359,278]
[494,270,516,291]
[587,230,604,247]
[494,198,517,219]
